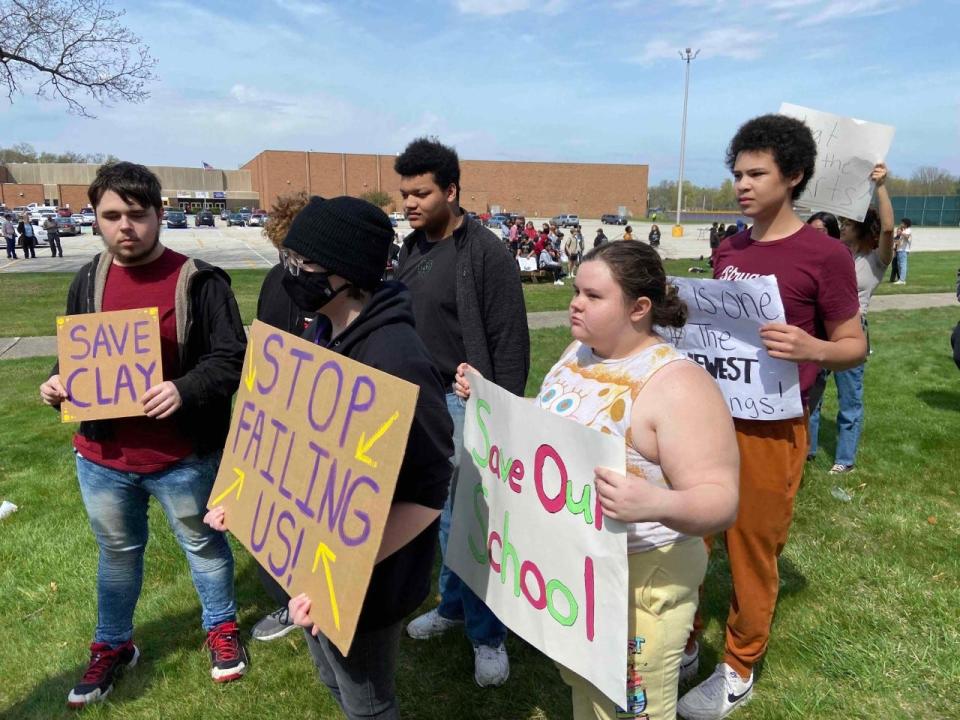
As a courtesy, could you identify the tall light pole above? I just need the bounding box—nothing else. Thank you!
[673,47,699,237]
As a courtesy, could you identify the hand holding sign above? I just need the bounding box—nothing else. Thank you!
[759,321,823,364]
[593,466,662,524]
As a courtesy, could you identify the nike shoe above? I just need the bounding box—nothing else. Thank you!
[679,641,699,686]
[677,662,753,720]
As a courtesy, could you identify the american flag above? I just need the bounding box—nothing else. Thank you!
[202,161,214,170]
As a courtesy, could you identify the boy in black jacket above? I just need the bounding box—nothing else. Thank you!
[39,162,249,708]
[212,195,453,719]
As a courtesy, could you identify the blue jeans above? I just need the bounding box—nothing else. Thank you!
[437,392,507,648]
[807,363,865,467]
[304,621,402,720]
[896,250,908,281]
[76,452,236,645]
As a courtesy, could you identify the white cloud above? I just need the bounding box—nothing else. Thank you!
[454,0,569,16]
[796,0,907,26]
[633,27,767,64]
[271,0,333,16]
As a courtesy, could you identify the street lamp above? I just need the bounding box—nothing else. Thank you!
[673,47,700,237]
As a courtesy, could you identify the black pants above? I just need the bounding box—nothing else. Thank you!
[49,234,62,256]
[4,236,16,258]
[889,253,899,282]
[20,236,35,258]
[256,563,290,607]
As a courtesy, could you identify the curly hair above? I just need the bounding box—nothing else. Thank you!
[726,114,817,200]
[582,241,687,328]
[394,137,460,198]
[263,191,310,249]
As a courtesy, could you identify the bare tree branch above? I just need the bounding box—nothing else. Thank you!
[0,0,156,117]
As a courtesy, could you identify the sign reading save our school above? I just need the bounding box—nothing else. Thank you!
[656,276,803,420]
[208,319,418,655]
[56,308,163,423]
[446,373,628,708]
[779,102,895,223]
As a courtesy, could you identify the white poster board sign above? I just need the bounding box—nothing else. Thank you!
[656,276,803,420]
[447,373,628,707]
[517,256,538,272]
[779,102,895,222]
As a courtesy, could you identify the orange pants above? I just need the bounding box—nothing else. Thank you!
[692,415,807,678]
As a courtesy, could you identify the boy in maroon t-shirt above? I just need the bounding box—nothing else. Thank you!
[678,115,865,720]
[40,163,249,708]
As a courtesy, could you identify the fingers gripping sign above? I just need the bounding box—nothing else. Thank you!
[141,380,182,419]
[594,466,662,524]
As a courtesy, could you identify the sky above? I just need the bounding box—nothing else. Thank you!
[2,0,958,186]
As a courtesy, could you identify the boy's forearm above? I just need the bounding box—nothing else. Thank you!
[817,335,868,371]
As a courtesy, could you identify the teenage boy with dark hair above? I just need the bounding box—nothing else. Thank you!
[678,115,866,720]
[394,137,530,687]
[206,195,454,719]
[39,162,249,708]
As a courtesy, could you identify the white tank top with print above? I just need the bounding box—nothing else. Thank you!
[536,341,692,553]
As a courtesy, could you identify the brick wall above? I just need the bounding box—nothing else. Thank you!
[58,185,91,212]
[244,151,649,219]
[1,183,44,207]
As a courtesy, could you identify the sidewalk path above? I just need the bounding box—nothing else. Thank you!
[1,293,956,360]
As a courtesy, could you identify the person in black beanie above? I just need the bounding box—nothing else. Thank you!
[264,195,454,719]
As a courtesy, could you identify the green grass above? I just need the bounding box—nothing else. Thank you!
[1,308,958,718]
[3,252,958,337]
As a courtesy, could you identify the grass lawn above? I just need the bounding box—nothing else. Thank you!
[6,252,955,337]
[1,307,958,718]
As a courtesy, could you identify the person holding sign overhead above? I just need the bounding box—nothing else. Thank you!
[207,195,454,720]
[678,115,866,720]
[807,164,895,474]
[38,162,249,708]
[453,240,740,720]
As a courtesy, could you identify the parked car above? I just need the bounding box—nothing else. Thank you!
[220,209,230,220]
[248,212,267,227]
[486,214,509,228]
[55,216,80,236]
[17,222,49,247]
[552,214,579,228]
[227,212,246,227]
[195,210,215,227]
[75,212,94,226]
[601,213,628,225]
[57,207,73,218]
[166,210,188,229]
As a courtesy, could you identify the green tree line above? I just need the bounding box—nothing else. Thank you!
[651,166,959,212]
[0,143,119,165]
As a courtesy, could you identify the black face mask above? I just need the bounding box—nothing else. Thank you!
[281,270,350,311]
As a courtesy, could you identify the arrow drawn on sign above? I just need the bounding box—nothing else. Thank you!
[244,351,256,392]
[312,542,340,630]
[355,410,400,469]
[211,467,245,506]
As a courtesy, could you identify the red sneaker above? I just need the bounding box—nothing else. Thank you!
[66,640,139,708]
[205,621,248,682]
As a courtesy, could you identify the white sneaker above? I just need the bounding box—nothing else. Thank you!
[677,662,753,720]
[554,279,564,285]
[679,641,699,686]
[405,608,463,640]
[474,642,509,687]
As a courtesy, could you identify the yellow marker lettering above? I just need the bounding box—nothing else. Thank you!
[355,410,401,469]
[312,542,340,630]
[211,467,245,506]
[244,352,256,393]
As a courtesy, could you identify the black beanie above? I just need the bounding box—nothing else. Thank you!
[282,195,394,290]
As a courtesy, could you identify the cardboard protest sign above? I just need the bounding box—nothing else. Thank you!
[56,308,162,422]
[209,320,418,655]
[779,102,895,222]
[656,276,803,420]
[447,373,628,708]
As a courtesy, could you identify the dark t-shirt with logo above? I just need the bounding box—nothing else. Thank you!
[713,224,860,404]
[397,234,465,387]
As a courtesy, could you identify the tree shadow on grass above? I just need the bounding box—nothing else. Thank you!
[1,606,200,720]
[917,389,960,412]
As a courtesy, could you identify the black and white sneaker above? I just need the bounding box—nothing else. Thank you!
[251,606,298,642]
[66,640,139,708]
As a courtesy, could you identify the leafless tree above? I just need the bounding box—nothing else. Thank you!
[0,0,156,117]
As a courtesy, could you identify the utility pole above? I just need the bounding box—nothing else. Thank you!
[673,47,699,237]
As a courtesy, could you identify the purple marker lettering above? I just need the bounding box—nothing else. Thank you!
[259,333,283,395]
[231,400,257,454]
[340,375,375,448]
[68,323,91,360]
[339,475,379,546]
[134,361,156,390]
[95,367,112,405]
[108,323,130,355]
[133,319,151,354]
[296,441,330,519]
[242,407,266,466]
[308,360,343,432]
[259,418,289,486]
[250,490,275,553]
[268,510,296,577]
[91,324,111,358]
[286,347,314,410]
[112,364,136,404]
[64,367,90,407]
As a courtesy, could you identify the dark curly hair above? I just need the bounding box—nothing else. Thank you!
[394,137,461,199]
[726,114,817,200]
[88,161,162,211]
[263,190,310,249]
[582,241,687,328]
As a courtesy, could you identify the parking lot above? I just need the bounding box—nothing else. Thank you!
[2,219,957,274]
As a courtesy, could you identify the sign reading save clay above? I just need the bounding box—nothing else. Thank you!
[446,372,628,708]
[208,319,418,655]
[56,307,162,423]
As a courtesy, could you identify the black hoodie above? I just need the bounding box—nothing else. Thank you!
[304,280,454,631]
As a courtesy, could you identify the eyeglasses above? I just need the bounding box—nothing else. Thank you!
[280,249,322,276]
